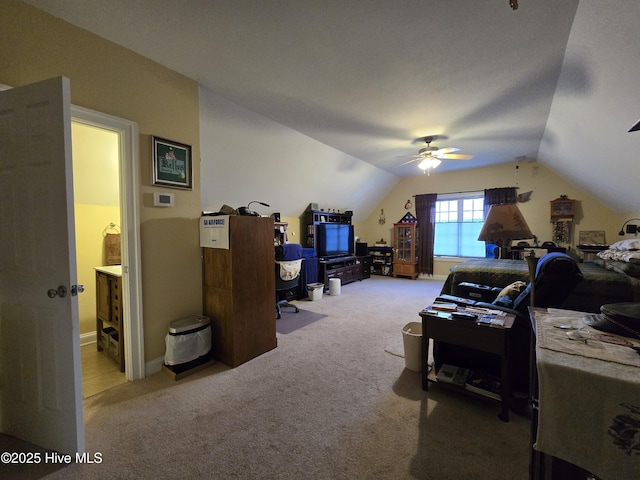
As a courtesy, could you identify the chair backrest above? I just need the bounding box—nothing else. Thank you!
[275,244,303,292]
[485,243,499,259]
[275,243,303,261]
[512,252,583,312]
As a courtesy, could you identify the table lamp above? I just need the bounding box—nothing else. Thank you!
[477,203,533,259]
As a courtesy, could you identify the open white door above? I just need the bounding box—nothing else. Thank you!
[0,77,84,454]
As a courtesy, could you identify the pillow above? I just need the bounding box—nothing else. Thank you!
[492,281,527,308]
[609,239,640,251]
[598,249,640,264]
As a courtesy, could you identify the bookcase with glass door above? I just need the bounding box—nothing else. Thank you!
[392,213,419,279]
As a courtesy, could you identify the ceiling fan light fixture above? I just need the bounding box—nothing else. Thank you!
[418,157,441,172]
[418,146,437,157]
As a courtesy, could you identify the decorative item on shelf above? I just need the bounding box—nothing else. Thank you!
[550,196,575,245]
[397,212,417,223]
[618,218,640,236]
[477,203,533,259]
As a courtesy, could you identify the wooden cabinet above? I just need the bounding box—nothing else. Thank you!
[360,255,372,279]
[319,256,363,287]
[393,218,418,279]
[550,196,575,245]
[301,207,352,250]
[203,216,277,368]
[95,267,124,371]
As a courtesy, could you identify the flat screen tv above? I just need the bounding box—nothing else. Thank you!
[316,223,355,258]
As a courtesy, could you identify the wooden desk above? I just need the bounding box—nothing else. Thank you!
[420,308,515,422]
[529,308,640,480]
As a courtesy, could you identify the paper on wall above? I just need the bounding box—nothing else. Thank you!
[200,215,230,249]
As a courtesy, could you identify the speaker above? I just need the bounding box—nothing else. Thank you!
[307,202,319,212]
[355,242,368,256]
[271,212,281,222]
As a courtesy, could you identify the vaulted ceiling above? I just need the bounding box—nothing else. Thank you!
[24,0,640,213]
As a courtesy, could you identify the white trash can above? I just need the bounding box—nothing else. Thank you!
[307,283,324,301]
[329,278,341,295]
[164,316,212,366]
[402,322,423,372]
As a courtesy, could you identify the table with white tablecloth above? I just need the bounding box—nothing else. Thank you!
[530,308,640,480]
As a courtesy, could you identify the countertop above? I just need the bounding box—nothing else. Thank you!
[94,265,122,277]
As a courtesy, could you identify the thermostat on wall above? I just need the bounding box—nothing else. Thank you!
[154,192,174,207]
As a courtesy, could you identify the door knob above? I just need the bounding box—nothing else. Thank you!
[71,284,85,296]
[47,285,68,298]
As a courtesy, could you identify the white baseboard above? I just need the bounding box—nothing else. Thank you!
[145,356,165,375]
[80,331,97,346]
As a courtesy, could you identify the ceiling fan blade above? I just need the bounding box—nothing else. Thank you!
[396,157,421,167]
[434,147,460,155]
[437,153,474,160]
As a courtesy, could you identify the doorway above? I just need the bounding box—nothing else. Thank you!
[71,106,145,385]
[72,122,127,396]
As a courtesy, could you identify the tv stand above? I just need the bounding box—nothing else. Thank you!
[319,256,363,289]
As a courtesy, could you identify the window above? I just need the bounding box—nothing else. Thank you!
[434,193,485,257]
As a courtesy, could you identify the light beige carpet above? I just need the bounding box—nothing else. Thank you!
[5,276,531,480]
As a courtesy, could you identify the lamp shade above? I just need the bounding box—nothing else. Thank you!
[477,203,532,244]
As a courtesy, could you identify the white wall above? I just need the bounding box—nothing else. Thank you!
[199,86,398,222]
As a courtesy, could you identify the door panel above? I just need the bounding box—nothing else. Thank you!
[0,77,84,454]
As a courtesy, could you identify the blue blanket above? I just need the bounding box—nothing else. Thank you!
[275,243,303,261]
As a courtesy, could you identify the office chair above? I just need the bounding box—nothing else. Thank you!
[275,244,303,319]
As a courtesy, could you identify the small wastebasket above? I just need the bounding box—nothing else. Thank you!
[402,322,423,372]
[329,278,341,295]
[307,283,324,301]
[164,316,212,366]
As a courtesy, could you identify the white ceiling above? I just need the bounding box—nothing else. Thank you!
[24,0,640,213]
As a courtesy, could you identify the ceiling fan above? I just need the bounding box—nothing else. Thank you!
[398,136,474,174]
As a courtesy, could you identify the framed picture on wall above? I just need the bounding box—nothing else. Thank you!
[152,136,192,189]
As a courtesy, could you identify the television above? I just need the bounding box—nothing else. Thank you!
[316,223,355,258]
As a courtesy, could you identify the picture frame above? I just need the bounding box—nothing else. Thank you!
[152,136,192,189]
[578,230,606,246]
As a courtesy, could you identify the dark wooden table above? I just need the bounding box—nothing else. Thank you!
[420,308,515,421]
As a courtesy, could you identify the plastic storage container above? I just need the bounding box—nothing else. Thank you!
[402,322,423,372]
[164,316,212,366]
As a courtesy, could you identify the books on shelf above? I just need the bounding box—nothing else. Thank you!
[436,364,471,386]
[464,371,502,400]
